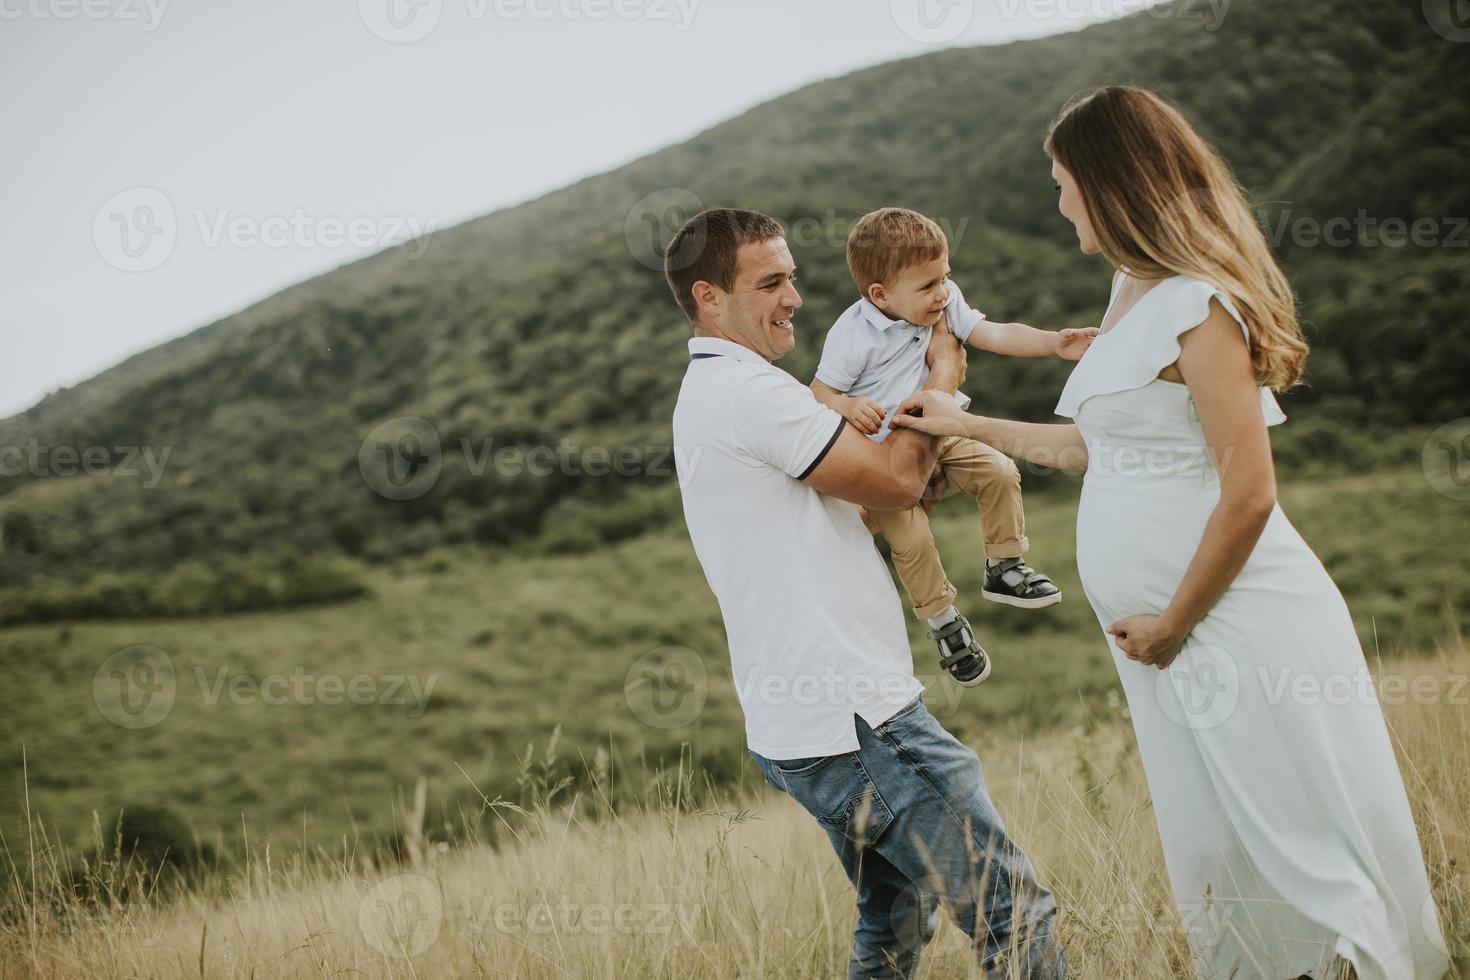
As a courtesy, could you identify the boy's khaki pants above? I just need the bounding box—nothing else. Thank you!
[868,435,1029,620]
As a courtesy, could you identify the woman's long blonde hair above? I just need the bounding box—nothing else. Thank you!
[1044,85,1307,391]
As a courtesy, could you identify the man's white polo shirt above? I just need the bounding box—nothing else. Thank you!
[672,335,924,760]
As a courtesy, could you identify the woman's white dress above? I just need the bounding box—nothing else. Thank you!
[1056,273,1450,980]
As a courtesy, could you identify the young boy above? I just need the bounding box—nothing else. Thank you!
[812,207,1097,687]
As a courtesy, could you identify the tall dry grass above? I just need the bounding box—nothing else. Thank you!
[3,644,1467,979]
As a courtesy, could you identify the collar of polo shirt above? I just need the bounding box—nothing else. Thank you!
[688,335,771,364]
[857,296,913,331]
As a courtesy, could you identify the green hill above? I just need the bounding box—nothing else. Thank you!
[0,0,1466,613]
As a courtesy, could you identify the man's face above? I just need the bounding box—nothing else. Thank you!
[715,237,802,361]
[872,253,950,327]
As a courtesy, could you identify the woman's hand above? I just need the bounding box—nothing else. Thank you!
[890,390,974,438]
[1107,614,1187,669]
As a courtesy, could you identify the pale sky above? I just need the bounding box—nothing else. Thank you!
[0,0,1135,419]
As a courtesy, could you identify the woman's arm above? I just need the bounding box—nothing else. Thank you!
[890,390,1090,471]
[1108,299,1278,669]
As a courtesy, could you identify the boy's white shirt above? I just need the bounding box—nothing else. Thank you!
[814,281,985,442]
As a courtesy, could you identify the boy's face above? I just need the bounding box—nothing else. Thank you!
[869,253,951,328]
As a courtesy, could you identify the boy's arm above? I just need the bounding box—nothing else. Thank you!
[811,379,886,436]
[963,320,1099,359]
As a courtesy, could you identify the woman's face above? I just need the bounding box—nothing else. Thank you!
[1051,158,1100,255]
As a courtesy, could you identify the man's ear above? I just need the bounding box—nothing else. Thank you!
[692,280,720,320]
[865,282,888,308]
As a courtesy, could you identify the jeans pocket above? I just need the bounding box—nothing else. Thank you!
[765,753,894,849]
[769,754,838,777]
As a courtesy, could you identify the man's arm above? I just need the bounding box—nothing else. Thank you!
[801,424,940,511]
[923,315,966,394]
[801,324,964,510]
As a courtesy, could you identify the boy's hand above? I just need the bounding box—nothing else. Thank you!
[1055,327,1100,360]
[841,396,888,435]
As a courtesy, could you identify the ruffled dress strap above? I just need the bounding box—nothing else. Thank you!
[1054,274,1287,425]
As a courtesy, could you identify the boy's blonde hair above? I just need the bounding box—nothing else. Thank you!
[846,208,949,298]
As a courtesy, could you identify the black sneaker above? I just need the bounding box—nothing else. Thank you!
[982,557,1062,609]
[928,614,991,687]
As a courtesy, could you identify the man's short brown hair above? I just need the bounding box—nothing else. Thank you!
[664,208,786,325]
[846,207,949,297]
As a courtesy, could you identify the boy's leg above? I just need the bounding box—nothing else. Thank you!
[936,438,1028,560]
[867,501,957,621]
[939,438,1060,608]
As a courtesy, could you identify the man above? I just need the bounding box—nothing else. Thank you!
[667,208,1068,979]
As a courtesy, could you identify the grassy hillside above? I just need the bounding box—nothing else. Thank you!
[0,0,1466,609]
[3,463,1465,860]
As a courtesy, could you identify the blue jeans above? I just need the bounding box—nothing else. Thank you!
[751,694,1068,979]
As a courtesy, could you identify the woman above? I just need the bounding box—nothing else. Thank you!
[892,86,1449,980]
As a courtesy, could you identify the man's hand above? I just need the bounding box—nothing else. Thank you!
[839,396,888,436]
[925,312,967,390]
[1055,327,1100,361]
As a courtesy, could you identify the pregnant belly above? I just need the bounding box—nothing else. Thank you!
[1075,486,1216,620]
[1076,487,1340,629]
